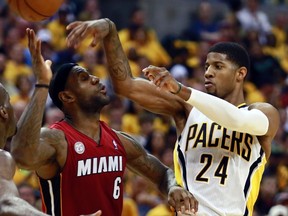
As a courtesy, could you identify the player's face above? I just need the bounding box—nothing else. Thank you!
[204,52,238,99]
[67,66,110,113]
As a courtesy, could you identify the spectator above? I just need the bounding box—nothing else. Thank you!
[236,0,272,44]
[181,1,222,42]
[267,204,288,216]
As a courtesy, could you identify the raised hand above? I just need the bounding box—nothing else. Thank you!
[26,28,52,85]
[168,185,198,215]
[66,19,112,49]
[142,65,181,94]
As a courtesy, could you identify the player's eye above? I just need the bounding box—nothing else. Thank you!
[79,73,89,81]
[215,64,223,70]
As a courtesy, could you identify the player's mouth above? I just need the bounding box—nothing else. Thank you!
[204,80,214,88]
[100,85,107,94]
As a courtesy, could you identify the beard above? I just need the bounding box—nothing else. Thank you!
[78,95,111,113]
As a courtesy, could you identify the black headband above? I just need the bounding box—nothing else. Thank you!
[49,63,78,109]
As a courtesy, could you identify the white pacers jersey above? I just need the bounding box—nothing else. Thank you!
[173,106,266,216]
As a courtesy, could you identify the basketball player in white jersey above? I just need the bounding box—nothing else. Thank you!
[65,19,280,215]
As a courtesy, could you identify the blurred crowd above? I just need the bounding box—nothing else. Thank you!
[1,0,287,215]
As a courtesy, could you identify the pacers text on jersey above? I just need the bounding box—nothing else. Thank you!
[185,122,253,161]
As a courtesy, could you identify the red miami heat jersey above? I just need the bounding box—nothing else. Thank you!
[39,120,127,216]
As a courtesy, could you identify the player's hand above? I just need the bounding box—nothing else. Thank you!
[66,18,113,49]
[142,65,180,94]
[176,211,197,216]
[168,185,198,215]
[26,28,52,85]
[80,210,102,216]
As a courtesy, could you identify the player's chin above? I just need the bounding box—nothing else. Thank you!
[102,95,111,105]
[205,87,215,95]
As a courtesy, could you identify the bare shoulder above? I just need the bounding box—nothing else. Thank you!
[36,127,67,178]
[0,149,13,162]
[113,130,145,160]
[39,126,68,159]
[249,102,280,159]
[0,150,16,180]
[249,102,280,126]
[40,127,67,145]
[249,102,279,112]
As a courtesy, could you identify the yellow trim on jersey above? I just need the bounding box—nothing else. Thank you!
[246,156,267,216]
[237,103,247,108]
[173,141,183,187]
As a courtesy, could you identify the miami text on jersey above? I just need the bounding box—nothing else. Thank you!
[77,156,123,176]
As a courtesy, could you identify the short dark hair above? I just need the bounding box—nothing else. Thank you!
[49,63,78,109]
[208,42,250,71]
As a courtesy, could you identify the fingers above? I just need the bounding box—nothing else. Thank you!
[168,193,185,213]
[79,210,102,216]
[26,28,42,59]
[36,38,42,56]
[177,208,196,216]
[26,28,36,49]
[66,23,86,48]
[168,186,198,215]
[95,210,102,216]
[142,65,169,85]
[66,21,82,31]
[143,66,175,92]
[191,196,198,213]
[186,194,198,214]
[142,65,161,79]
[45,60,52,67]
[90,36,98,47]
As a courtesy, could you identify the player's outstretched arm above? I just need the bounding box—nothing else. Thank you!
[116,131,198,214]
[143,65,279,136]
[10,29,57,173]
[66,18,184,116]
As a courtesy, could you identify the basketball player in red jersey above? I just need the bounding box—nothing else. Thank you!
[10,28,198,216]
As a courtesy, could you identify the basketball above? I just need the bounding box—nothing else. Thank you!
[7,0,64,22]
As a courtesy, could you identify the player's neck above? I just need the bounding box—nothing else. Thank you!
[64,116,101,142]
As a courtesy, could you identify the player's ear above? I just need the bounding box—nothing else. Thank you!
[0,106,8,120]
[59,91,74,104]
[236,67,247,82]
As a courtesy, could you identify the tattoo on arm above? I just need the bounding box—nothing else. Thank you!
[11,89,47,153]
[103,22,133,81]
[109,61,129,81]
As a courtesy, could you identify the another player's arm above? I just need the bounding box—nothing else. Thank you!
[66,19,184,116]
[144,66,280,156]
[186,88,280,159]
[0,195,50,216]
[116,131,198,213]
[103,21,183,116]
[0,151,19,199]
[0,151,49,216]
[183,87,280,157]
[143,66,277,135]
[103,19,184,116]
